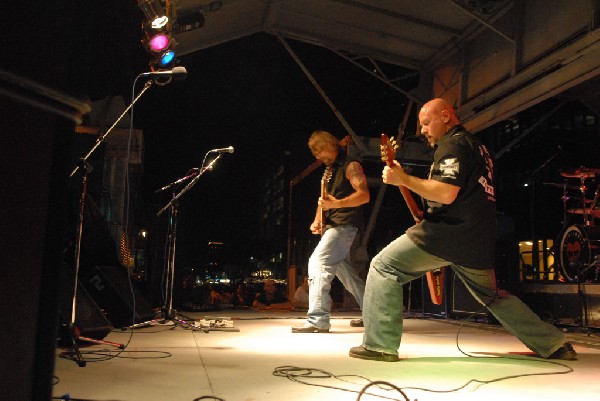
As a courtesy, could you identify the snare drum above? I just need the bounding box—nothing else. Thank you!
[559,224,600,282]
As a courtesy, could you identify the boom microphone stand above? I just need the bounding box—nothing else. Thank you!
[61,79,153,366]
[153,151,229,328]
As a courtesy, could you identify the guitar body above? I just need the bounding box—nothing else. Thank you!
[381,133,445,305]
[425,266,445,305]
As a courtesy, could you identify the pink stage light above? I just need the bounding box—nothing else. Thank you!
[149,34,170,52]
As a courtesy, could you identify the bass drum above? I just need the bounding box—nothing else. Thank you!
[559,224,600,282]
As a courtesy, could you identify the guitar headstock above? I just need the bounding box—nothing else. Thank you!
[321,166,333,184]
[380,133,398,167]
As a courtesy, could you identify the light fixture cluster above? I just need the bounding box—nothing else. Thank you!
[138,0,178,72]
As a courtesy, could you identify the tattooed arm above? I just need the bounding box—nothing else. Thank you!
[319,161,370,210]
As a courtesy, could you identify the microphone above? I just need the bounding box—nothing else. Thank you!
[210,146,235,154]
[140,66,188,79]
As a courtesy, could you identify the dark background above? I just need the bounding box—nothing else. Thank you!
[2,3,598,400]
[127,31,418,266]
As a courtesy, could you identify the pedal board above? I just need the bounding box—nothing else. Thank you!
[194,316,239,332]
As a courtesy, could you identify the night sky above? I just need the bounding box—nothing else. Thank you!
[132,32,415,267]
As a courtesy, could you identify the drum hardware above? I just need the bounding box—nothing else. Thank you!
[556,167,599,227]
[558,224,600,283]
[566,208,600,217]
[560,168,597,179]
[542,182,579,190]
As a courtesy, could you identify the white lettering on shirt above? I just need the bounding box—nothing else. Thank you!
[478,145,496,200]
[439,158,459,179]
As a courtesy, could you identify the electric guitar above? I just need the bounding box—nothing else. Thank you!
[319,166,333,236]
[380,133,444,305]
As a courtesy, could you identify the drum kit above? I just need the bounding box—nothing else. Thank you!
[545,167,600,282]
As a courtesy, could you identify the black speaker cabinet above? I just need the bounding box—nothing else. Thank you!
[80,265,155,328]
[448,272,488,318]
[422,269,490,320]
[58,264,113,342]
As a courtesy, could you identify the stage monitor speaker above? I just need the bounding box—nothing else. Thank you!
[448,272,489,319]
[80,265,156,328]
[495,213,520,294]
[58,263,113,343]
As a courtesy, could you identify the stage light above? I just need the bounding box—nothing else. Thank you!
[141,26,177,56]
[149,33,170,52]
[159,50,175,66]
[138,0,198,79]
[138,0,169,29]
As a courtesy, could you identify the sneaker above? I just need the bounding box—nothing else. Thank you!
[547,342,577,360]
[349,346,400,362]
[291,323,329,333]
[350,319,364,327]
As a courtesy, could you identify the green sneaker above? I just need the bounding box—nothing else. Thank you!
[349,346,400,362]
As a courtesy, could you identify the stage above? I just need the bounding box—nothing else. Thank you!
[52,310,600,401]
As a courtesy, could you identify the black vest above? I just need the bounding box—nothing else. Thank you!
[324,152,363,229]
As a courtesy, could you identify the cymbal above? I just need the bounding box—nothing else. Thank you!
[542,182,579,190]
[566,208,600,217]
[560,168,596,178]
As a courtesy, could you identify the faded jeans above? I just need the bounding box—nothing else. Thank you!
[362,234,567,358]
[307,225,365,329]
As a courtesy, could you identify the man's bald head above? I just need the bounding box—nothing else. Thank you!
[418,98,460,146]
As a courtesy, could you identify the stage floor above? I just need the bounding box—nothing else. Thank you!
[53,310,600,401]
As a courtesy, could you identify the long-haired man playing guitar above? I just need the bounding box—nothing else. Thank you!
[292,130,370,333]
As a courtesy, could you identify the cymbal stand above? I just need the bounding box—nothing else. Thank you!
[577,176,591,226]
[528,148,560,279]
[62,79,154,366]
[154,152,225,327]
[560,183,570,229]
[574,258,600,334]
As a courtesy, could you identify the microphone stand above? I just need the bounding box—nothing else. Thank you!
[60,79,153,367]
[153,153,224,329]
[575,256,600,334]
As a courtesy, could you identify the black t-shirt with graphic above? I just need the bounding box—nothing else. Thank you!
[407,125,497,269]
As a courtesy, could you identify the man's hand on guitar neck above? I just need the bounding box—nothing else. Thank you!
[382,160,460,205]
[317,193,338,210]
[381,160,408,187]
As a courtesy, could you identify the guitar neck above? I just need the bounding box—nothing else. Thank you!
[320,184,326,231]
[380,133,423,224]
[399,185,422,223]
[319,167,331,235]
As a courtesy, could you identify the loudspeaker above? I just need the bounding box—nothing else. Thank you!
[73,194,120,274]
[80,265,155,328]
[448,272,487,317]
[58,263,113,342]
[495,213,520,294]
[421,269,490,320]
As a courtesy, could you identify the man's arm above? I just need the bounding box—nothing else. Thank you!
[383,160,459,205]
[320,161,370,209]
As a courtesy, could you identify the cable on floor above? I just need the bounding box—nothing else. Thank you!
[273,366,409,401]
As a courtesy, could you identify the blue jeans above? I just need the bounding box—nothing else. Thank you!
[362,234,567,358]
[306,225,365,329]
